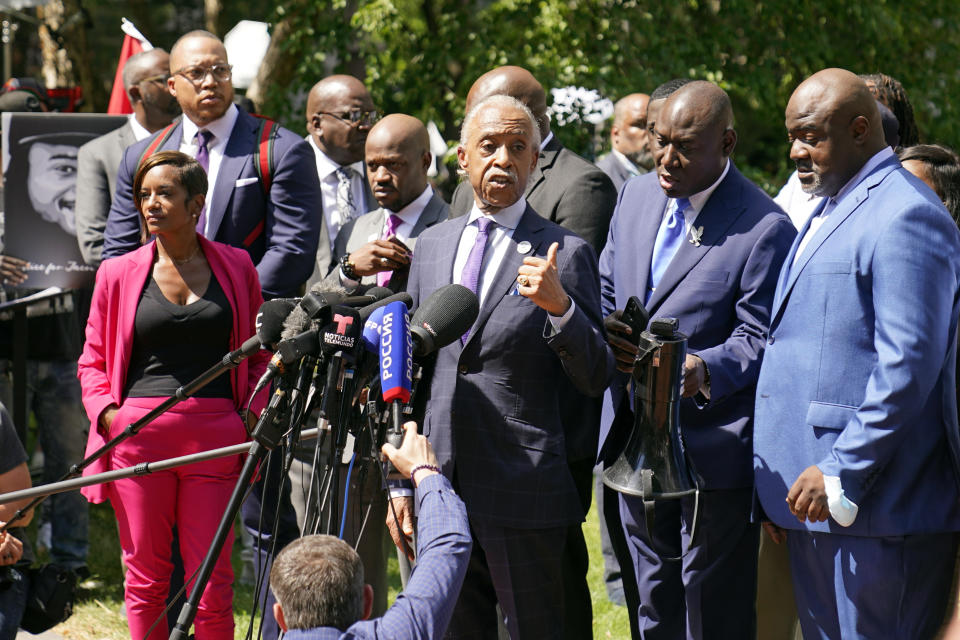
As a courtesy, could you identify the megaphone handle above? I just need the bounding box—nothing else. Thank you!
[640,470,700,562]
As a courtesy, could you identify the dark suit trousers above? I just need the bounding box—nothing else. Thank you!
[561,458,595,640]
[445,517,567,640]
[619,488,758,640]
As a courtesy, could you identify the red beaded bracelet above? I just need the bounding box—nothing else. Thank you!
[410,464,441,487]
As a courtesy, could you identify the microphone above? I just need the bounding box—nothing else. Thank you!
[319,306,364,436]
[409,284,480,356]
[362,306,386,354]
[359,291,413,322]
[256,298,299,348]
[379,301,414,405]
[379,301,414,474]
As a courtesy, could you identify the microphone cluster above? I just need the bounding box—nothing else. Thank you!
[246,281,480,463]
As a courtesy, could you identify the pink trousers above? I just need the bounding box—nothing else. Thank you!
[106,396,245,640]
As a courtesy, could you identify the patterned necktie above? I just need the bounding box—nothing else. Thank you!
[335,167,358,230]
[377,213,403,288]
[195,130,214,234]
[647,197,691,304]
[460,216,496,343]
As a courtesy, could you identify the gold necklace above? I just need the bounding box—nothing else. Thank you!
[170,244,202,266]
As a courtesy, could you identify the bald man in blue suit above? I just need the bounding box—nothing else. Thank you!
[754,68,960,640]
[598,81,795,639]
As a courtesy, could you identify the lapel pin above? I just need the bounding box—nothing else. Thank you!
[689,226,704,247]
[516,240,533,255]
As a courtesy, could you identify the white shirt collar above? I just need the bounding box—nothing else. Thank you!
[128,114,153,142]
[181,103,238,148]
[306,135,365,180]
[684,158,731,213]
[829,147,896,206]
[389,185,433,222]
[540,131,554,152]
[612,149,640,176]
[467,196,528,231]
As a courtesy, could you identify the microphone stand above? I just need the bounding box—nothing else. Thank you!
[0,339,262,534]
[0,427,323,507]
[169,375,293,640]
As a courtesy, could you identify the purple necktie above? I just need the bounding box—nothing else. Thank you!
[377,213,403,288]
[461,216,495,343]
[195,130,213,234]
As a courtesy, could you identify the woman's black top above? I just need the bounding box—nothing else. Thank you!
[124,273,233,398]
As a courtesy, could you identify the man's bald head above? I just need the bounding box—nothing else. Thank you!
[306,75,376,166]
[122,49,169,91]
[465,66,549,140]
[786,68,887,197]
[652,81,737,198]
[364,114,432,211]
[169,30,224,68]
[611,93,651,167]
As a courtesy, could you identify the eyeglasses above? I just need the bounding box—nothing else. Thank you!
[139,74,170,85]
[174,64,233,85]
[316,109,379,126]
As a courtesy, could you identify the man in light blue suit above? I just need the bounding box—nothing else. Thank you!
[598,81,796,638]
[754,68,960,639]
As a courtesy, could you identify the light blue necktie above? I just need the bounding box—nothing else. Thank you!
[647,197,691,304]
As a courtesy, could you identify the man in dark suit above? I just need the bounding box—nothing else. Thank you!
[449,66,616,256]
[395,94,612,639]
[75,48,180,266]
[101,30,320,299]
[598,81,795,639]
[754,68,960,639]
[295,113,448,614]
[326,113,448,294]
[303,75,377,287]
[449,64,617,637]
[596,93,651,192]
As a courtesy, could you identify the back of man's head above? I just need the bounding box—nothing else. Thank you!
[270,535,365,631]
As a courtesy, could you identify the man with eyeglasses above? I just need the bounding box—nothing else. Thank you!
[302,75,378,288]
[76,48,180,267]
[101,29,321,299]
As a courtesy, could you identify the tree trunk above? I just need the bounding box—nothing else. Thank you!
[205,0,223,37]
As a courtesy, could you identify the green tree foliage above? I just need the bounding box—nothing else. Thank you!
[258,0,960,190]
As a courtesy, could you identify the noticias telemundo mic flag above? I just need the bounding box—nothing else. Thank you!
[107,19,153,115]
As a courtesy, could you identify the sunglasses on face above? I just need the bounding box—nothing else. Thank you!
[174,64,233,85]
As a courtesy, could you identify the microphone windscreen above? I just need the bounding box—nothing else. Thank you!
[308,280,349,296]
[257,298,298,346]
[379,301,413,404]
[362,286,393,301]
[362,306,386,354]
[358,291,413,322]
[411,284,480,355]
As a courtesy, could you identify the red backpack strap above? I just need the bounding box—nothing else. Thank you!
[252,117,279,196]
[137,123,178,169]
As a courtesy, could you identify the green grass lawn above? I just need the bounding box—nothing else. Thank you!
[50,483,629,640]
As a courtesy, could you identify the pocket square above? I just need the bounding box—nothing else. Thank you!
[235,177,259,187]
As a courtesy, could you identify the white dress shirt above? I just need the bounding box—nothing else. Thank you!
[774,170,823,231]
[792,147,895,266]
[180,103,240,236]
[128,113,153,142]
[456,197,575,330]
[307,136,368,250]
[338,185,433,286]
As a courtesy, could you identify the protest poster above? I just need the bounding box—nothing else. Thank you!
[2,112,127,288]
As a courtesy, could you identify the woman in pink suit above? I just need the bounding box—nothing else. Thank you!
[78,151,269,640]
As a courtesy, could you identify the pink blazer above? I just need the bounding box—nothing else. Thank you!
[77,235,270,503]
